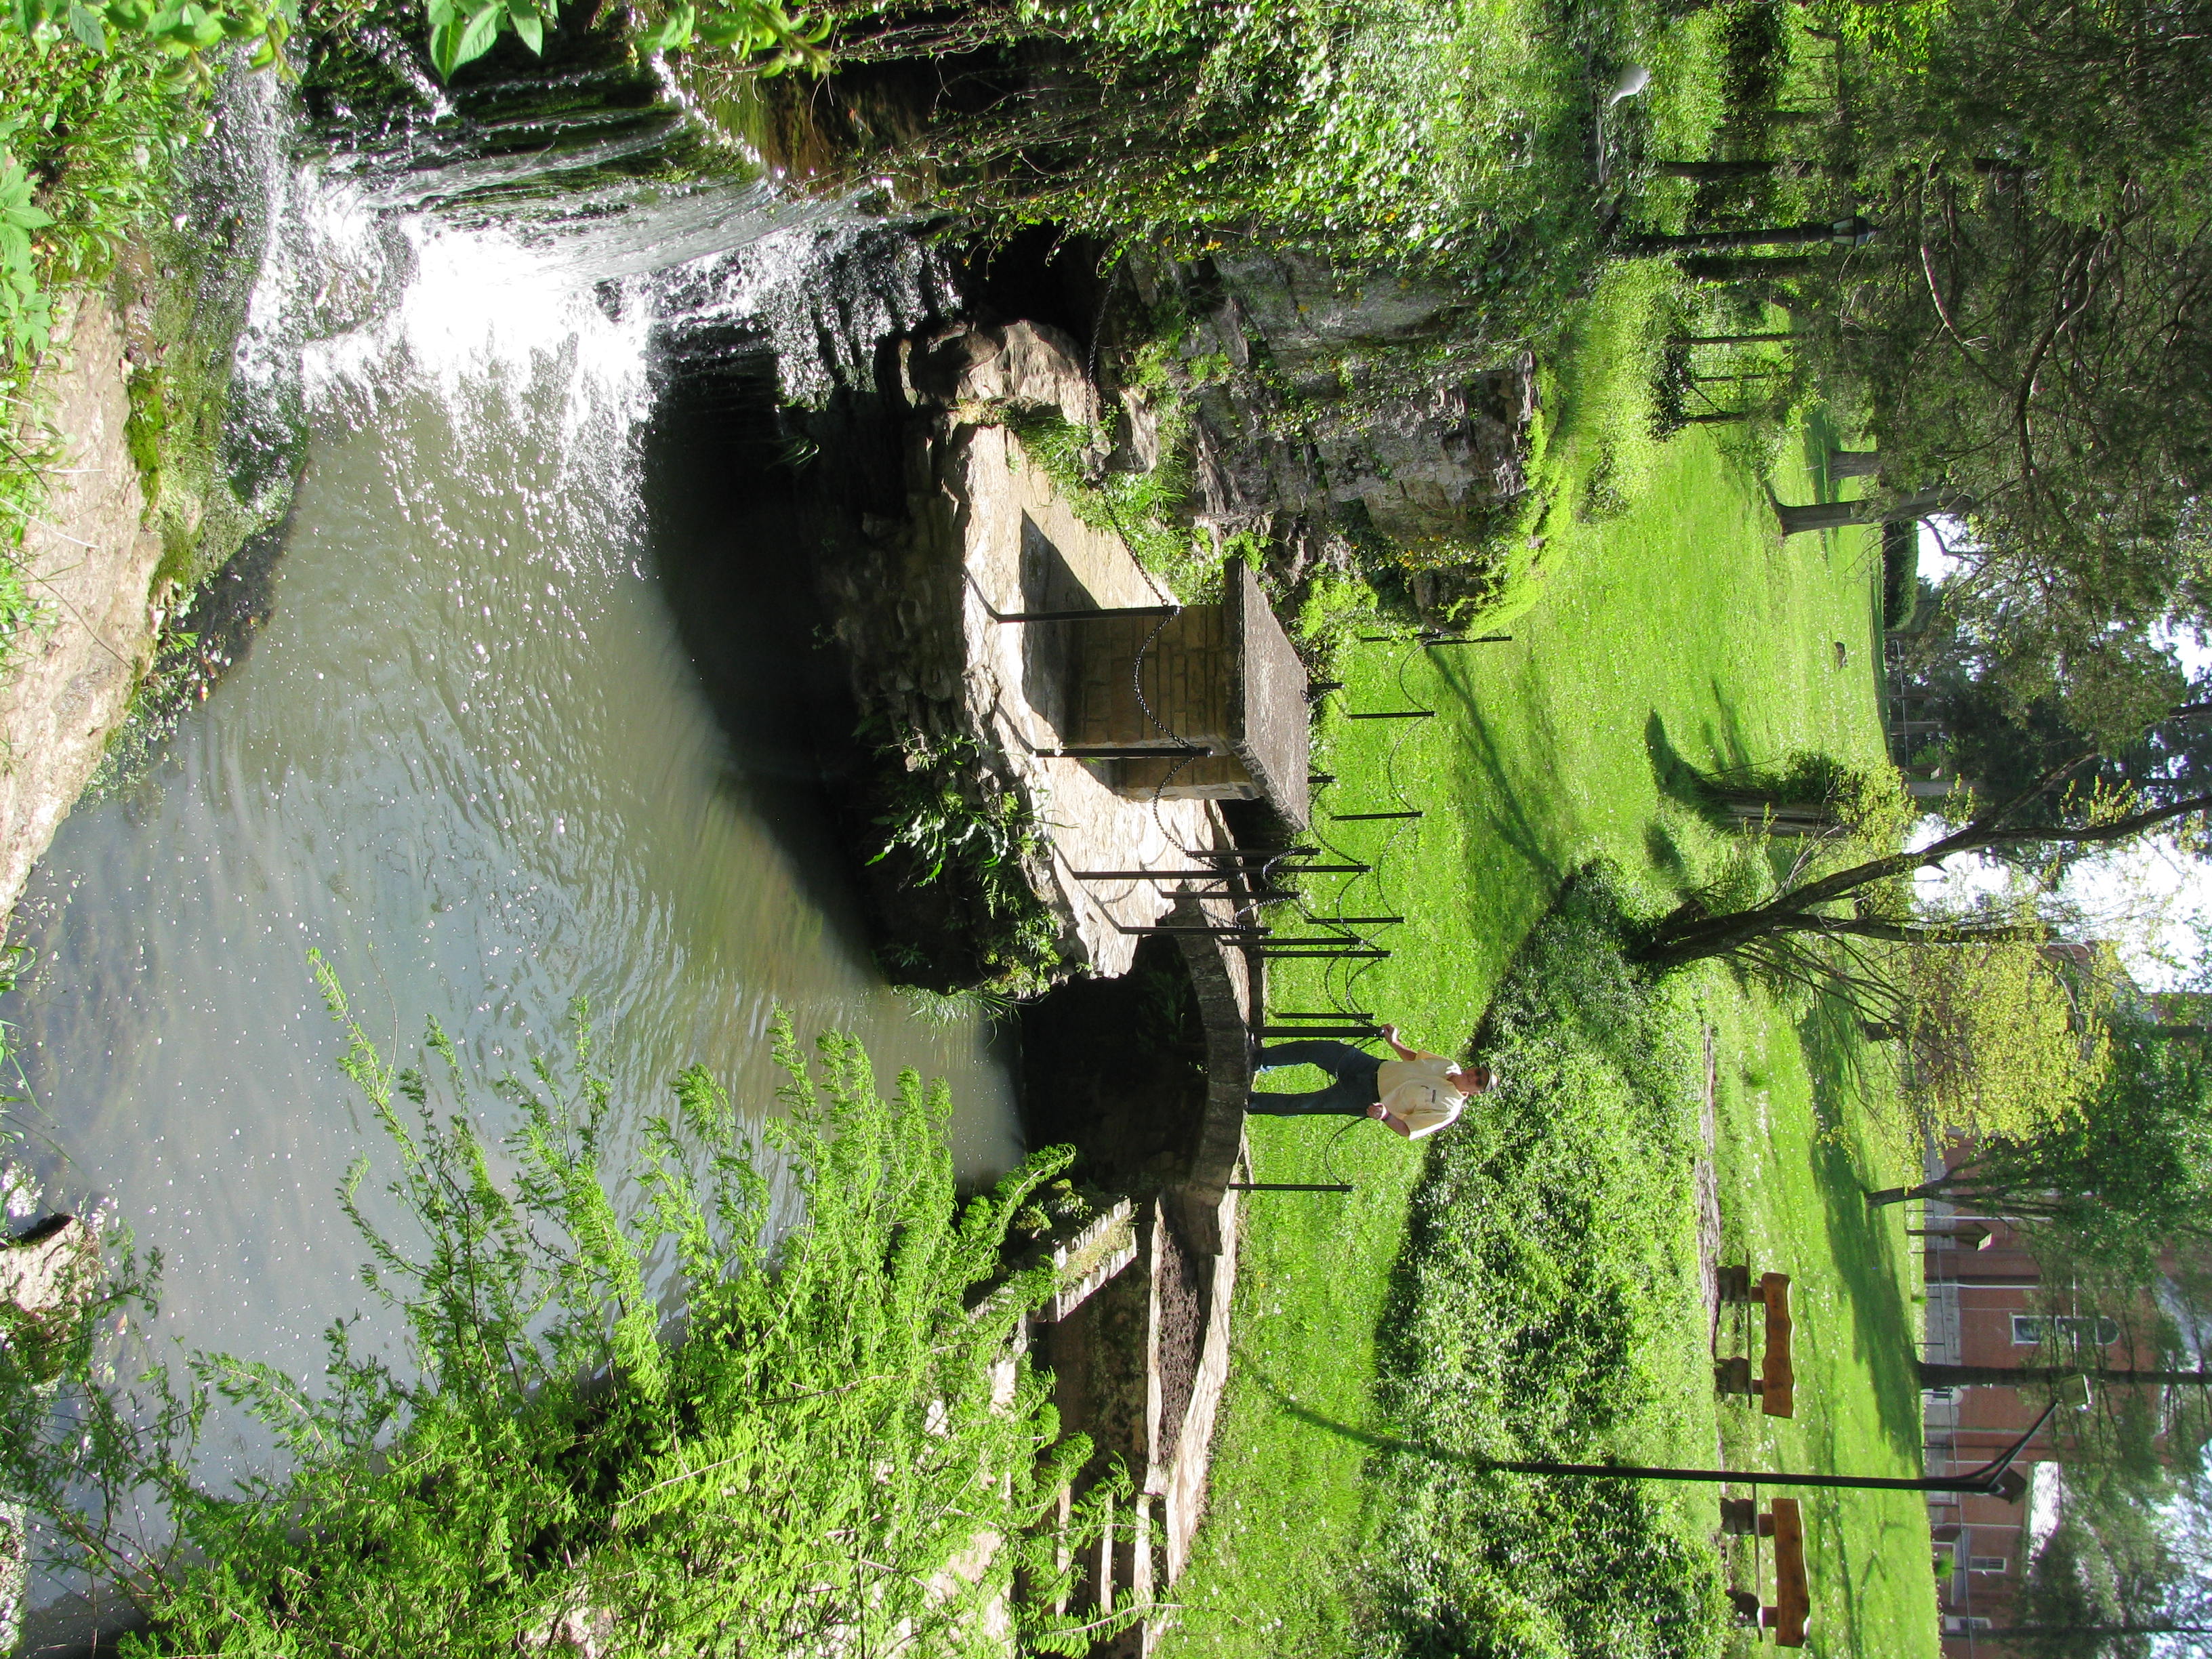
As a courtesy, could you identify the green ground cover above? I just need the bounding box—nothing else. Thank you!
[1160,269,1937,1656]
[0,996,1128,1656]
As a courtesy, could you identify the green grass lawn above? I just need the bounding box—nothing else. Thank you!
[1702,985,1936,1654]
[1159,268,1936,1657]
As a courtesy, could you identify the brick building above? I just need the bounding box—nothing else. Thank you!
[1921,1200,2073,1653]
[1921,1187,2191,1656]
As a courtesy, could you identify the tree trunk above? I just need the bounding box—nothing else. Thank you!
[1633,778,2212,969]
[1826,448,1881,478]
[1776,489,1962,537]
[1776,499,1881,535]
[1678,253,1826,283]
[1865,1181,1944,1206]
[1654,160,1822,183]
[1919,1361,2212,1389]
[1713,792,1838,837]
[1628,217,1872,258]
[1669,330,1798,346]
[1654,160,1788,181]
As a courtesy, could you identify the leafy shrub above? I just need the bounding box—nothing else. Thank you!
[0,973,1124,1656]
[3,0,286,74]
[0,27,202,367]
[867,726,1066,995]
[1361,872,1725,1659]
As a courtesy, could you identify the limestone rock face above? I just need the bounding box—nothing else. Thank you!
[903,319,1101,429]
[1126,249,1536,591]
[0,293,169,922]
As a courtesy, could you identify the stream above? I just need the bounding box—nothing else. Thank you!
[0,101,1016,1552]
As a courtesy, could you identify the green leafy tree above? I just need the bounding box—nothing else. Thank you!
[1867,1025,2212,1276]
[2005,1498,2212,1659]
[0,975,1127,1655]
[1791,0,2212,712]
[1887,597,2212,851]
[1878,930,2111,1147]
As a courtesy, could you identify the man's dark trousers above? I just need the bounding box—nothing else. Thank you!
[1247,1039,1382,1115]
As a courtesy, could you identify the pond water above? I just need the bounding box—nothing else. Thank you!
[1,176,1017,1422]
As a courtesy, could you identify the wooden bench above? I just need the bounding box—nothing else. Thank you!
[1721,1497,1810,1647]
[1713,1268,1795,1418]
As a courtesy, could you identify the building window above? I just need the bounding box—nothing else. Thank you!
[1944,1616,1994,1634]
[1969,1556,2008,1573]
[2011,1314,2121,1347]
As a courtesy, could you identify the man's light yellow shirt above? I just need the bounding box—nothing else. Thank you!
[1375,1052,1464,1139]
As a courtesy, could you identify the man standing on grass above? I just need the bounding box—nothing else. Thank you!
[1246,1023,1496,1139]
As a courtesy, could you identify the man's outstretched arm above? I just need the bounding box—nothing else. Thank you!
[1378,1022,1422,1062]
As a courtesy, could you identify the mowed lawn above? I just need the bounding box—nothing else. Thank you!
[1160,289,1937,1656]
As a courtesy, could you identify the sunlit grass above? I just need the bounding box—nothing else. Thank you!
[1160,283,1927,1650]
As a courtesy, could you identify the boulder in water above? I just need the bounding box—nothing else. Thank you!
[0,1214,99,1319]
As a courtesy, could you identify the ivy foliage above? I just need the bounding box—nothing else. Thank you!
[0,969,1124,1656]
[0,149,49,367]
[866,726,1066,996]
[424,0,825,80]
[1366,872,1725,1659]
[4,0,287,70]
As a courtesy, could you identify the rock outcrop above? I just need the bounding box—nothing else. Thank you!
[1124,249,1538,617]
[0,293,170,920]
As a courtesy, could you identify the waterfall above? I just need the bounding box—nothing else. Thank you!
[211,57,956,485]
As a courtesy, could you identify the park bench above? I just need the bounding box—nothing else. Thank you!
[1721,1496,1811,1647]
[1713,1267,1795,1417]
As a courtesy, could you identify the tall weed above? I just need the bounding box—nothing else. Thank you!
[0,972,1121,1656]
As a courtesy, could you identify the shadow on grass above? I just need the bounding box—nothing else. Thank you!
[1245,1366,1488,1472]
[1797,999,1925,1465]
[1425,649,1573,899]
[1645,711,1717,821]
[1643,705,1772,820]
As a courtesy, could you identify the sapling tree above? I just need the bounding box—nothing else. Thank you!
[1867,1025,2212,1273]
[1634,754,2212,978]
[1875,930,2111,1147]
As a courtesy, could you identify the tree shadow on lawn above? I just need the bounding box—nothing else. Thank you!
[1424,651,1575,902]
[1244,1364,1475,1469]
[1797,994,1925,1466]
[1809,1494,1927,1654]
[1644,709,1763,838]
